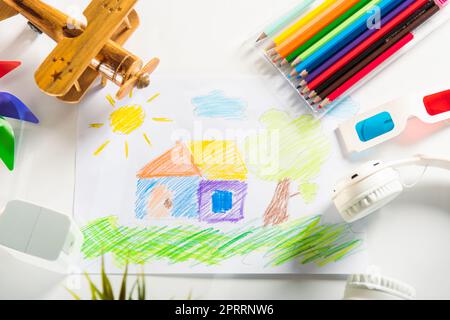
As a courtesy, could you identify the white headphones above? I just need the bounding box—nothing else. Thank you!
[344,273,416,300]
[333,155,450,223]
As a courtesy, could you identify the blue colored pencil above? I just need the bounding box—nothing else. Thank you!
[292,0,404,77]
[299,0,416,86]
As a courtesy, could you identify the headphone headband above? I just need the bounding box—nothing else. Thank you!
[333,155,450,223]
[387,154,450,171]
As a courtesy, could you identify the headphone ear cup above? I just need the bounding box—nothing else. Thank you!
[344,274,416,300]
[334,167,404,223]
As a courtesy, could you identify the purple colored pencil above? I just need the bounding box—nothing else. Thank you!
[303,0,416,84]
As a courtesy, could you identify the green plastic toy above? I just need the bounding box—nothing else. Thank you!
[0,116,14,170]
[0,61,39,171]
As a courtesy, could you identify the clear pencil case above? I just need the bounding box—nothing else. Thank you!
[248,0,450,118]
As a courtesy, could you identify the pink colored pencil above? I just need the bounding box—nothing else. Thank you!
[319,33,414,109]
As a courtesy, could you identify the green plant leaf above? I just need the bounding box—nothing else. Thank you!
[84,272,103,300]
[65,287,82,300]
[136,269,146,300]
[118,263,129,300]
[100,256,114,300]
[128,280,138,300]
[65,255,166,300]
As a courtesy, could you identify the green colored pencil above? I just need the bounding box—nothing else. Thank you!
[285,0,375,65]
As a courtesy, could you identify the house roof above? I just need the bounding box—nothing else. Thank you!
[137,142,202,178]
[137,141,248,181]
[187,141,247,181]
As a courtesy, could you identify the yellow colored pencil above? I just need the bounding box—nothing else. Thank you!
[272,0,338,47]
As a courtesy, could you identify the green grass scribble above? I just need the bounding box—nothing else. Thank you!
[81,216,362,267]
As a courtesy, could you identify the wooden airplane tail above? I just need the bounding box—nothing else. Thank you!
[0,0,17,21]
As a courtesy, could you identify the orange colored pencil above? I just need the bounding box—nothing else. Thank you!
[275,0,361,58]
[272,0,338,46]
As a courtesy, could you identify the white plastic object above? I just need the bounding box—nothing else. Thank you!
[337,89,450,153]
[0,200,83,299]
[332,155,450,223]
[344,274,416,300]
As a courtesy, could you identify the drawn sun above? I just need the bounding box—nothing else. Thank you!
[90,92,172,158]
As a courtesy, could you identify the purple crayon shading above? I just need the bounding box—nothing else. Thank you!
[304,0,416,84]
[0,92,39,124]
[198,180,247,223]
[135,141,249,223]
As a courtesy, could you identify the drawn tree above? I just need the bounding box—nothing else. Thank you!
[245,109,331,226]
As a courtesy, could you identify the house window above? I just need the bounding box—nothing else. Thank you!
[211,190,233,213]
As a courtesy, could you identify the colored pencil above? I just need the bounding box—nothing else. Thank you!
[291,0,404,78]
[298,0,417,90]
[282,0,374,65]
[311,0,438,101]
[257,0,447,112]
[300,0,429,91]
[257,0,316,42]
[287,0,380,66]
[269,0,338,49]
[273,0,360,58]
[318,33,415,108]
[296,0,429,79]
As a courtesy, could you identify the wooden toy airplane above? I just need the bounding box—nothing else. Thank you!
[0,0,159,103]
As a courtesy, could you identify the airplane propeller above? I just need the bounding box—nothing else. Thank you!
[116,57,160,100]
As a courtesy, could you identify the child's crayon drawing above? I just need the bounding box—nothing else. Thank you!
[82,215,362,268]
[192,90,247,120]
[89,93,170,159]
[75,77,368,274]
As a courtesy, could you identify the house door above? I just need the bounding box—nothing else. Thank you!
[147,184,174,219]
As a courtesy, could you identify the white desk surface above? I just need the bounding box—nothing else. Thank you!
[1,0,449,300]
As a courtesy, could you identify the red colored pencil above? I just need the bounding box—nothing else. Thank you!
[319,33,414,109]
[312,0,438,102]
[306,0,429,92]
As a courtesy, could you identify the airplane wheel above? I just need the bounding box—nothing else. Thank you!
[27,22,42,34]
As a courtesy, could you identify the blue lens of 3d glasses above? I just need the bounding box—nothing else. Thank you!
[355,111,395,142]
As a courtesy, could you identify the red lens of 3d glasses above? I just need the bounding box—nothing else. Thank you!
[423,89,450,116]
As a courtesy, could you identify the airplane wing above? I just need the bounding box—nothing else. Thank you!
[58,9,140,103]
[35,0,137,97]
[0,1,17,22]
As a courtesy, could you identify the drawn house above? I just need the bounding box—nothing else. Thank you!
[135,141,248,223]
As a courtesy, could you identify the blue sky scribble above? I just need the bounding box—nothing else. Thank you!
[191,90,247,120]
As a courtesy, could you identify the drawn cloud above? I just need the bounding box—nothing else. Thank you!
[191,90,247,120]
